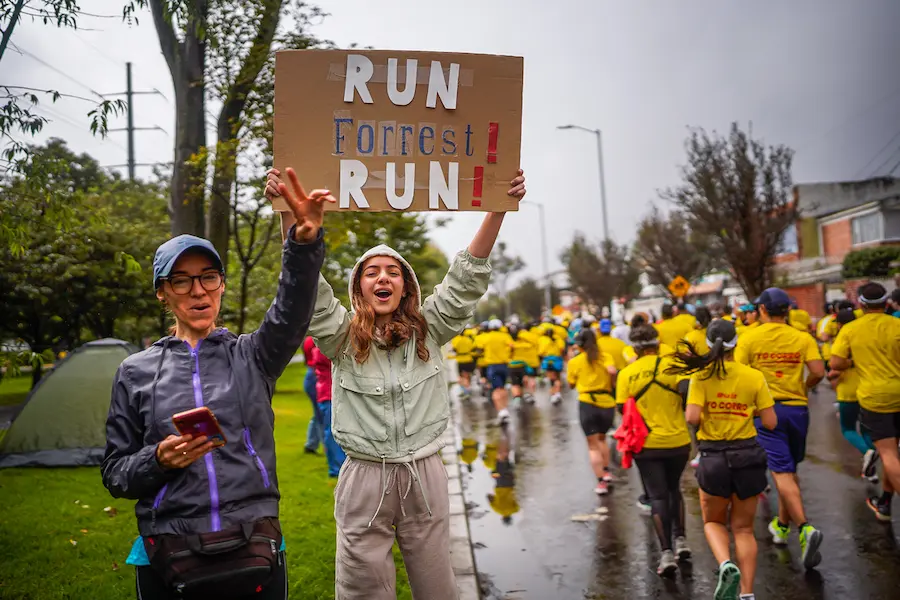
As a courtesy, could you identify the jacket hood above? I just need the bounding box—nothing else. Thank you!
[348,244,422,311]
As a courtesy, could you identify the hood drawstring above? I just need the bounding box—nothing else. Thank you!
[149,344,168,437]
[366,453,433,527]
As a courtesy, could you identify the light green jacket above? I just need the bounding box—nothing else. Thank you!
[309,245,491,462]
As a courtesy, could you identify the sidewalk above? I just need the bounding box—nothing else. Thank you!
[440,416,480,600]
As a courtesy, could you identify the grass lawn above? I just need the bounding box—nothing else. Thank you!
[0,363,412,599]
[0,374,31,406]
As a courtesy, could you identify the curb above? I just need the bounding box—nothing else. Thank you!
[441,416,480,600]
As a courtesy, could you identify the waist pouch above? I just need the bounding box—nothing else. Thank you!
[699,439,768,470]
[144,517,282,599]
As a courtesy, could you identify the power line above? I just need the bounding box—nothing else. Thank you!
[870,146,900,177]
[14,43,104,99]
[70,31,122,69]
[855,128,900,179]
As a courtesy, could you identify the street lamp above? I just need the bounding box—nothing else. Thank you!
[521,200,553,317]
[557,124,609,242]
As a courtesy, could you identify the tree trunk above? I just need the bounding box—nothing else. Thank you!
[31,361,42,389]
[207,136,236,269]
[238,268,250,334]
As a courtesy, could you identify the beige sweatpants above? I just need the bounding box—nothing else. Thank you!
[334,452,458,600]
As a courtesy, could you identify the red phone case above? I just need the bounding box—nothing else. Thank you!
[172,407,227,446]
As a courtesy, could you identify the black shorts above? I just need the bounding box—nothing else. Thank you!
[696,439,768,500]
[458,362,476,374]
[508,366,526,386]
[579,402,615,436]
[860,407,900,442]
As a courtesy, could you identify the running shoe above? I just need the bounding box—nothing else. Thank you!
[497,408,511,426]
[636,496,652,514]
[866,496,892,523]
[524,393,536,404]
[657,549,677,578]
[601,471,614,483]
[768,518,790,545]
[595,481,609,495]
[550,393,562,405]
[690,453,701,468]
[714,560,741,600]
[799,524,823,570]
[674,536,691,561]
[862,449,879,480]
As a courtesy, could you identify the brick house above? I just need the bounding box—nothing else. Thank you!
[774,177,900,317]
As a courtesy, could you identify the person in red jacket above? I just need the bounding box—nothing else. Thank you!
[301,337,323,454]
[305,337,346,477]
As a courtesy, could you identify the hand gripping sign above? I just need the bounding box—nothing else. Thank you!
[273,50,523,212]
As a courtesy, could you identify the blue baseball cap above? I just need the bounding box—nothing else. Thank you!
[753,287,791,311]
[153,235,223,288]
[599,318,612,334]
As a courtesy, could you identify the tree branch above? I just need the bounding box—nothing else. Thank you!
[148,0,180,76]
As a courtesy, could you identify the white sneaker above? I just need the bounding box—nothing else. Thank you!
[524,393,536,404]
[497,408,511,425]
[862,449,879,480]
[550,393,562,405]
[690,453,700,468]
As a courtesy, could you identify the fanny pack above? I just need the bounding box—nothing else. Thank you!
[143,517,282,599]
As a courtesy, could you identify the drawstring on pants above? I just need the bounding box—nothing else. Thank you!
[366,452,434,528]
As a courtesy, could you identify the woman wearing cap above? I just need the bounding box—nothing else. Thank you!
[102,168,329,599]
[267,167,526,599]
[615,325,691,577]
[668,319,777,600]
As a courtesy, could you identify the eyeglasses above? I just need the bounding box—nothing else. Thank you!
[162,272,224,295]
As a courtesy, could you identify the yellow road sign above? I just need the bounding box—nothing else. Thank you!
[668,275,690,298]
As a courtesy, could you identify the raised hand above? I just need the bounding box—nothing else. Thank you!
[267,167,335,243]
[507,169,526,202]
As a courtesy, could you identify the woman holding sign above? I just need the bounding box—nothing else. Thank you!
[102,177,329,599]
[267,166,526,600]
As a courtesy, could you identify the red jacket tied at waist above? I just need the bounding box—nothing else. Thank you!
[613,397,649,468]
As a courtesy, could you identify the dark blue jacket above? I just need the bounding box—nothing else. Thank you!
[101,228,324,536]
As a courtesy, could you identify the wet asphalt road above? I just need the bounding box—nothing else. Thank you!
[452,384,900,600]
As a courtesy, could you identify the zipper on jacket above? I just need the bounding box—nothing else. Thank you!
[188,341,221,532]
[151,483,169,527]
[243,428,271,488]
[387,350,400,454]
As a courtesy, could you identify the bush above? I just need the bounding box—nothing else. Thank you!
[841,246,900,278]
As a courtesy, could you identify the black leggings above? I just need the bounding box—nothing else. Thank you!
[634,446,690,551]
[135,552,288,599]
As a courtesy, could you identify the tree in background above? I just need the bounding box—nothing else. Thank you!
[562,234,641,312]
[663,122,797,298]
[633,205,717,290]
[490,241,525,319]
[508,277,559,321]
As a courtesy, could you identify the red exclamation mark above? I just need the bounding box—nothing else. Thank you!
[472,166,484,207]
[487,122,499,164]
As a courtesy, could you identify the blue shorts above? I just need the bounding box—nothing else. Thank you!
[525,366,536,376]
[486,365,508,390]
[755,403,809,473]
[541,356,563,372]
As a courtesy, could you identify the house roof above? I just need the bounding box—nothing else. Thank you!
[795,177,900,219]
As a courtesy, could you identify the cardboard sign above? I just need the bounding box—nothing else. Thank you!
[273,50,523,212]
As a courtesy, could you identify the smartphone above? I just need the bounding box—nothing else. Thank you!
[172,407,227,447]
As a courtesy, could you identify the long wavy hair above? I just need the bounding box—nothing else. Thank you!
[349,259,430,364]
[666,319,736,380]
[578,328,601,364]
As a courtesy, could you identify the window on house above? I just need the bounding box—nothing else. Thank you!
[776,224,798,254]
[851,213,882,245]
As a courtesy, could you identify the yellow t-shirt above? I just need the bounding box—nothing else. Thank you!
[734,322,822,405]
[518,330,541,368]
[481,331,514,366]
[538,335,565,358]
[835,366,860,402]
[681,328,710,355]
[552,325,568,344]
[687,361,775,441]
[567,351,616,407]
[674,313,697,330]
[460,438,478,465]
[597,335,628,371]
[510,338,538,367]
[489,487,519,518]
[789,309,812,333]
[655,318,694,349]
[482,444,497,471]
[615,354,690,449]
[830,313,900,412]
[816,314,835,341]
[451,335,475,364]
[624,342,675,363]
[474,333,489,368]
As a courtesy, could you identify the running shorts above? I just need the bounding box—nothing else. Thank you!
[457,362,476,374]
[525,366,536,376]
[508,366,526,387]
[754,403,809,473]
[579,402,615,436]
[696,439,768,500]
[860,407,900,442]
[541,356,563,373]
[485,365,508,390]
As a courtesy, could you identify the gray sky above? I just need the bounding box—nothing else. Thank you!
[7,0,900,284]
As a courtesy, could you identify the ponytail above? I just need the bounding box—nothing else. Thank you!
[578,328,600,364]
[666,337,730,380]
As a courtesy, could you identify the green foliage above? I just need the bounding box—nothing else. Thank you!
[0,364,412,599]
[508,277,560,321]
[841,246,900,279]
[633,205,717,291]
[562,234,641,311]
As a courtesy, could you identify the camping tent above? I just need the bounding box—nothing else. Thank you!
[0,338,138,468]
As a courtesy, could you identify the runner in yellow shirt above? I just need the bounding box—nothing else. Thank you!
[568,329,617,496]
[509,325,538,406]
[680,306,712,469]
[450,331,477,399]
[596,318,628,372]
[539,328,566,404]
[616,324,692,577]
[734,287,825,570]
[667,319,777,600]
[655,304,694,348]
[830,282,900,522]
[481,319,514,425]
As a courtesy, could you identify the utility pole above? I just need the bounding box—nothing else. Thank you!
[105,63,166,181]
[557,124,611,242]
[126,62,135,181]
